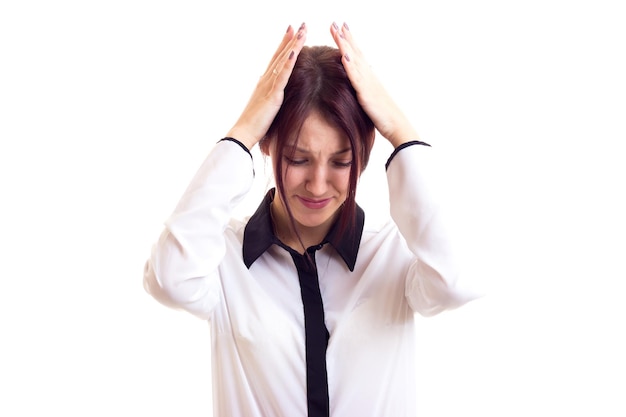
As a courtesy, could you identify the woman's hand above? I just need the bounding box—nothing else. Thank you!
[330,22,419,148]
[227,23,308,149]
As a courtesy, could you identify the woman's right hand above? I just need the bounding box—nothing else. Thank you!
[226,23,308,150]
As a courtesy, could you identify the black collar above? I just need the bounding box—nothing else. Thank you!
[242,189,364,271]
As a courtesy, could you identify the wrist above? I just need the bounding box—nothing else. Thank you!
[225,127,258,150]
[387,127,421,149]
[381,115,420,148]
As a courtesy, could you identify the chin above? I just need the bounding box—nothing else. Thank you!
[294,214,326,227]
[294,209,339,230]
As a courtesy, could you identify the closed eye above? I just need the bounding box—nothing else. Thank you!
[284,157,307,166]
[333,160,353,168]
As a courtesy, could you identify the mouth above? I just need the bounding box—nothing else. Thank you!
[297,196,332,210]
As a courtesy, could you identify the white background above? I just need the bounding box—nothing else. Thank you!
[1,0,625,416]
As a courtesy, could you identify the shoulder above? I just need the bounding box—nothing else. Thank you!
[361,215,404,248]
[225,216,248,243]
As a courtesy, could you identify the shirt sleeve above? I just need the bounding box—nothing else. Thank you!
[143,139,254,319]
[386,143,477,316]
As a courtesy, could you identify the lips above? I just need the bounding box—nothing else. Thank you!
[297,196,332,210]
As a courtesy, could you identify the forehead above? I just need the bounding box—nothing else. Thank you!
[288,111,350,153]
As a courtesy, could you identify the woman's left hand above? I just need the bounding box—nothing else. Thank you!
[330,22,420,148]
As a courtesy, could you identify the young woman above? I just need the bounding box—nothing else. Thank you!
[144,22,475,417]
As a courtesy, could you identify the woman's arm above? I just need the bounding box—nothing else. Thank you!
[386,144,475,315]
[144,24,308,319]
[330,22,418,148]
[143,140,254,319]
[331,22,477,314]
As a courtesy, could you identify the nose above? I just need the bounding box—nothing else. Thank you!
[305,164,328,196]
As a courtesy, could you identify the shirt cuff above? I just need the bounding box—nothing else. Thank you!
[219,137,253,160]
[385,140,431,171]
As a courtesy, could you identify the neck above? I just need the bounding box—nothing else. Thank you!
[270,201,333,254]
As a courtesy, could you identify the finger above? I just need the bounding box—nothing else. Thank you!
[271,23,307,81]
[330,22,361,60]
[263,23,306,80]
[330,22,365,83]
[330,22,345,52]
[263,25,297,75]
[337,22,360,53]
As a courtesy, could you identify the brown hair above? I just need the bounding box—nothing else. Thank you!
[260,45,375,244]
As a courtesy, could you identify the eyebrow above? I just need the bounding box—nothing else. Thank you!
[290,147,352,155]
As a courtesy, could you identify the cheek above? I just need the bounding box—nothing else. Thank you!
[281,167,305,191]
[333,170,351,193]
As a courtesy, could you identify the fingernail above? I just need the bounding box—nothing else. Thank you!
[345,53,350,62]
[289,50,294,59]
[332,22,339,30]
[343,22,350,30]
[297,31,303,39]
[286,25,291,33]
[299,22,305,30]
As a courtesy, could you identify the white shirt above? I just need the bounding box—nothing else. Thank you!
[143,139,475,417]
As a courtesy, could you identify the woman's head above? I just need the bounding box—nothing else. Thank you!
[260,45,375,244]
